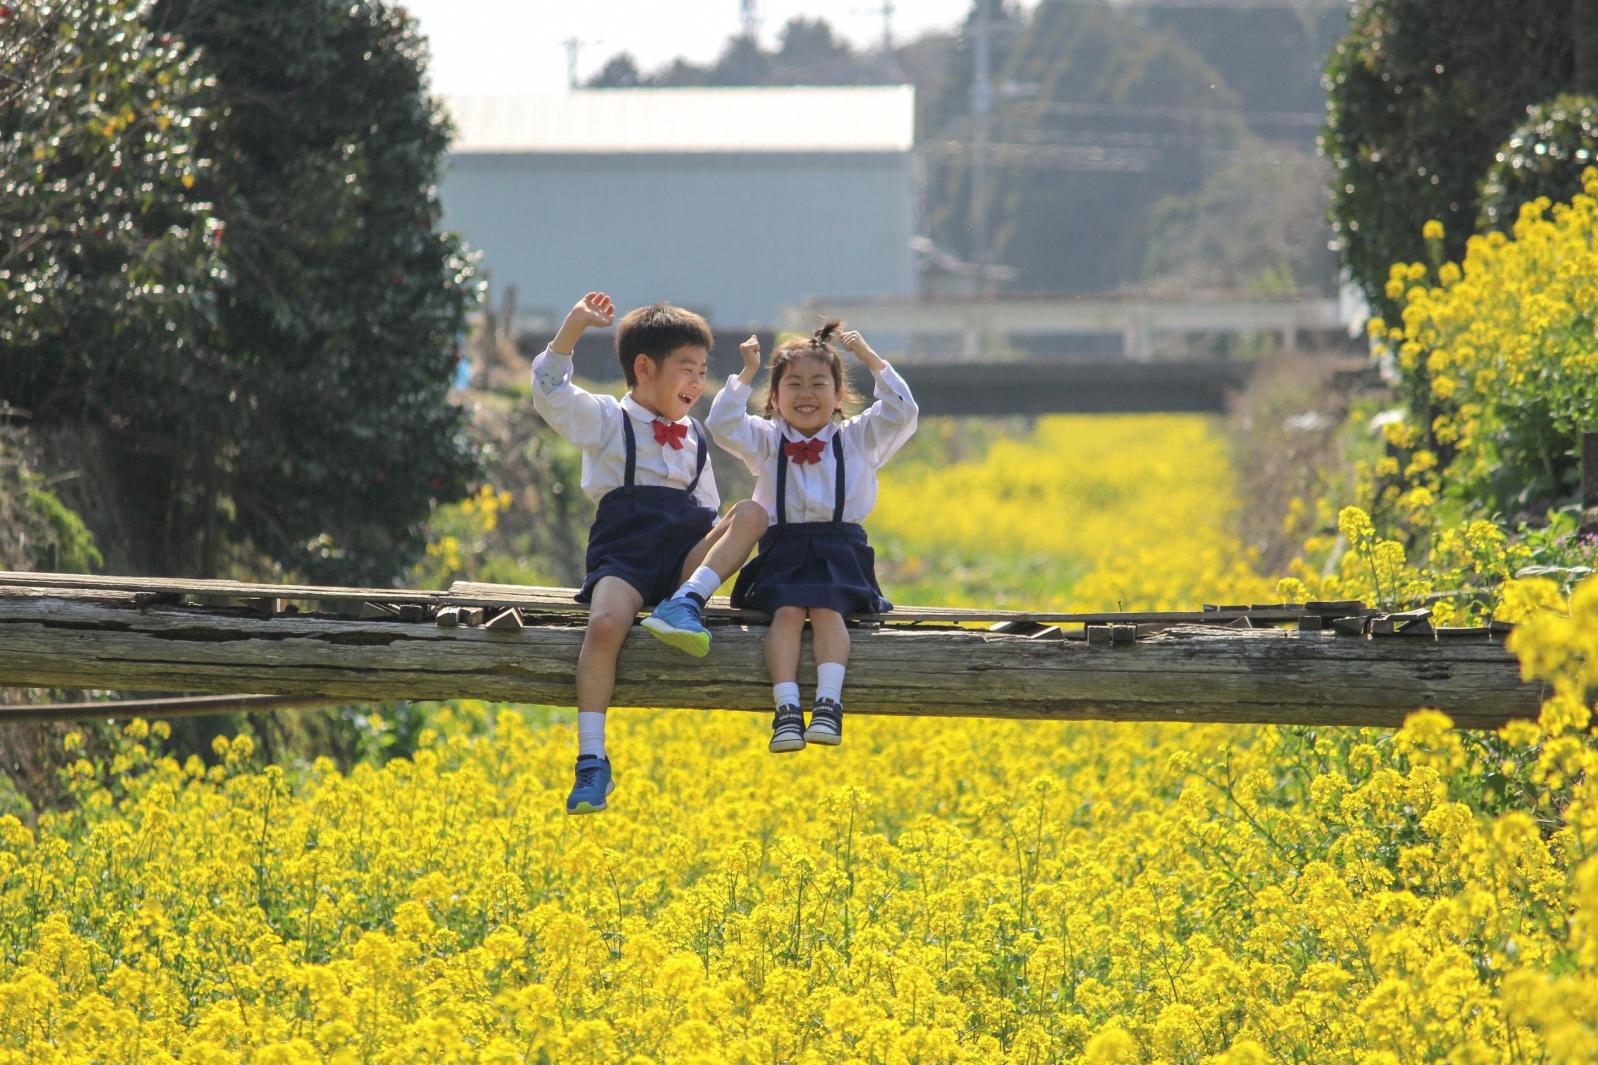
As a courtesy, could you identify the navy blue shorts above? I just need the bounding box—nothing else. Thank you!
[578,485,716,606]
[730,521,891,617]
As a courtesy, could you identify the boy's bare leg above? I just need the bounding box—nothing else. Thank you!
[806,608,850,746]
[679,499,768,586]
[577,576,645,715]
[568,575,641,813]
[645,500,767,656]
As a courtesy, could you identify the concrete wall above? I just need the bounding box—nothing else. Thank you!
[440,151,915,331]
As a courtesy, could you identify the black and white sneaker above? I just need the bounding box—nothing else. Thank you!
[769,704,806,753]
[805,698,843,746]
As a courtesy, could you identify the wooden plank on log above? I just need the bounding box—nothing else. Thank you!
[0,593,1544,729]
[0,571,1321,627]
[483,607,524,632]
[0,693,346,723]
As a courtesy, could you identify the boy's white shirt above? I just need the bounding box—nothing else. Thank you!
[706,362,918,525]
[530,345,720,511]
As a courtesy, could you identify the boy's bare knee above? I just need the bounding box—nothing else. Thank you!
[586,609,633,646]
[773,605,807,626]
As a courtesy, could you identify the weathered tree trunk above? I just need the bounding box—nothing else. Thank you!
[0,593,1545,729]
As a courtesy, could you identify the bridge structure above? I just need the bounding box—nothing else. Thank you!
[778,291,1351,360]
[516,292,1361,415]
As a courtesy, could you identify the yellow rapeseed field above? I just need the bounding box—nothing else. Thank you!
[3,414,1596,1063]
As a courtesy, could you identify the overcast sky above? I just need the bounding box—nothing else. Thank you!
[404,0,979,96]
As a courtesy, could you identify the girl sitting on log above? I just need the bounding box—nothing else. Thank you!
[705,322,918,752]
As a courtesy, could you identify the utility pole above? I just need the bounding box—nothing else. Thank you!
[965,0,995,355]
[740,0,761,39]
[561,37,585,89]
[969,0,993,292]
[866,0,901,79]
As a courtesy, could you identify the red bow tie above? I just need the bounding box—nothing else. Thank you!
[784,437,826,465]
[652,419,687,450]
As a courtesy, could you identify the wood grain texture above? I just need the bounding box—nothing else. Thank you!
[0,594,1546,729]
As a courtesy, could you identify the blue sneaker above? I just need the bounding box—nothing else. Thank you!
[641,595,711,658]
[566,755,615,814]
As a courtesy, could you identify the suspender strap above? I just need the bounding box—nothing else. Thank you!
[831,433,846,523]
[776,432,789,526]
[685,418,708,498]
[621,410,636,492]
[775,430,846,526]
[622,411,706,499]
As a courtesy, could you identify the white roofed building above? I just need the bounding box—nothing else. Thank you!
[439,86,917,332]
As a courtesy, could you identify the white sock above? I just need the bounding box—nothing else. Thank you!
[773,682,801,710]
[815,662,846,705]
[578,711,606,758]
[674,565,721,604]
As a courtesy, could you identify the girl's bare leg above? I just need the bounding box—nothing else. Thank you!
[765,605,807,684]
[810,608,850,668]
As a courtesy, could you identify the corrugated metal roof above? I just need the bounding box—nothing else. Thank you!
[443,85,915,154]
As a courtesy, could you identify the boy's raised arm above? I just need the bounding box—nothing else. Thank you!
[532,292,618,450]
[707,334,778,463]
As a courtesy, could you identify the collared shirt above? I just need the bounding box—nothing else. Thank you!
[706,363,917,525]
[531,345,720,509]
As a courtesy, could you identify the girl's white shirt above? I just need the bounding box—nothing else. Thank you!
[530,345,720,510]
[707,363,918,525]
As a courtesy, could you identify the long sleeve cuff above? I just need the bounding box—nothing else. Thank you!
[872,362,913,405]
[532,345,575,395]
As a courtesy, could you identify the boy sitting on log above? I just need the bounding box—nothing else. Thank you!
[530,292,767,814]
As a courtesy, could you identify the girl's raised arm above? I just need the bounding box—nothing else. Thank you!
[838,330,918,467]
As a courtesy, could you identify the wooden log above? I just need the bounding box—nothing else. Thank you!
[0,593,1547,729]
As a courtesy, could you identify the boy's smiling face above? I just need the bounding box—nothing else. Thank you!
[632,344,709,422]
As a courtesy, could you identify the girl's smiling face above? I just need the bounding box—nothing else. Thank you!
[774,353,841,436]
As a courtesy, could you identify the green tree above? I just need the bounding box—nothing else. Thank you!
[1479,93,1598,230]
[590,16,887,89]
[922,0,1252,292]
[1,0,222,431]
[148,0,480,582]
[2,0,479,582]
[1322,0,1575,316]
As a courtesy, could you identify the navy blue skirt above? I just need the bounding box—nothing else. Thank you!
[731,521,891,617]
[578,485,717,605]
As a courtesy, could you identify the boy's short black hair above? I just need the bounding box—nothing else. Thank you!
[615,302,712,386]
